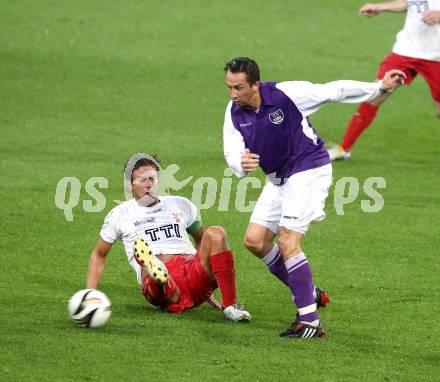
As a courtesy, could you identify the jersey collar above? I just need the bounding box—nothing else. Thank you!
[259,82,276,107]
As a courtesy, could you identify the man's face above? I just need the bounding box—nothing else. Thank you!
[130,165,159,204]
[225,70,260,108]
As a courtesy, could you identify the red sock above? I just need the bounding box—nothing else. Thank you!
[341,103,379,151]
[209,250,236,308]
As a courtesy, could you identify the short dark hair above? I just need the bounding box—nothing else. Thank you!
[124,154,161,182]
[224,57,260,85]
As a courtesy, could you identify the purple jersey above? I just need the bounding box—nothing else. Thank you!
[229,82,330,183]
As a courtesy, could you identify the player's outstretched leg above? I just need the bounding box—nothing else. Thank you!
[135,238,180,309]
[328,98,384,161]
[340,102,379,154]
[327,144,352,161]
[133,238,168,284]
[199,226,251,322]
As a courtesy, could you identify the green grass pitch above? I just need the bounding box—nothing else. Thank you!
[1,1,439,381]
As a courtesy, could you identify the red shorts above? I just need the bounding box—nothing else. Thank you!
[141,254,217,314]
[377,52,440,102]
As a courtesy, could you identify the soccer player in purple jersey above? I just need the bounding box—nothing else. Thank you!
[222,57,404,338]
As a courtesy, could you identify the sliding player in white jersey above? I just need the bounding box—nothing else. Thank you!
[85,153,251,322]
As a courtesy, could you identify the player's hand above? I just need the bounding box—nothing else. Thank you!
[380,69,406,93]
[422,10,440,25]
[359,4,381,17]
[241,149,260,174]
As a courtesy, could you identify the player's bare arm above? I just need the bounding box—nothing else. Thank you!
[422,10,440,25]
[86,237,112,289]
[360,0,407,16]
[241,148,260,174]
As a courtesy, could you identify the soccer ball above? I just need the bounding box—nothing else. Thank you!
[68,289,111,328]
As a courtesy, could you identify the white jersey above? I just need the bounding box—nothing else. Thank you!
[393,0,440,61]
[100,196,199,284]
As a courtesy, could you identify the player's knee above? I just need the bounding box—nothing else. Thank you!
[205,226,227,246]
[243,234,265,255]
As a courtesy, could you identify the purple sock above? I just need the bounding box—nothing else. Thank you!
[285,253,318,324]
[262,244,288,285]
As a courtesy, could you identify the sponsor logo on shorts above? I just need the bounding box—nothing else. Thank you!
[283,215,298,220]
[239,122,252,127]
[269,109,284,125]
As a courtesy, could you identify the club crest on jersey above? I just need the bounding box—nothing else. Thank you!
[172,212,183,223]
[269,109,284,125]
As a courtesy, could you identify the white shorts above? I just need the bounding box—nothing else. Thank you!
[250,164,332,235]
